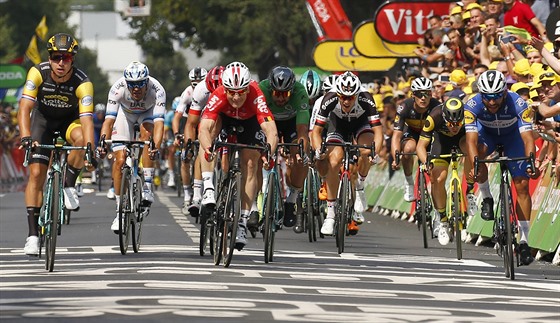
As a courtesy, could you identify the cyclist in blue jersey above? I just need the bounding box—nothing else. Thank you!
[464,70,540,266]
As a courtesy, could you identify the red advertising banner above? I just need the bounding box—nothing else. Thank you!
[374,1,454,44]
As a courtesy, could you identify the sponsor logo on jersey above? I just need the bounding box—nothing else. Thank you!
[255,95,269,114]
[25,80,36,91]
[464,110,475,124]
[521,108,533,123]
[81,95,93,106]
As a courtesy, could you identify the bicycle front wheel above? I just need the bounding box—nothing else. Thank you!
[46,171,61,272]
[336,175,350,254]
[132,177,143,253]
[501,181,515,280]
[305,170,318,242]
[118,168,132,255]
[223,172,241,267]
[452,180,462,260]
[419,172,429,249]
[263,172,277,263]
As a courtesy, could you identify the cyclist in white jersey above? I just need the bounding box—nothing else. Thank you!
[309,74,338,133]
[97,61,166,232]
[172,67,207,214]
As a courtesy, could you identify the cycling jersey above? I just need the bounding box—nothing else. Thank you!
[464,91,532,135]
[420,105,466,165]
[393,97,441,133]
[176,85,195,117]
[202,81,274,124]
[105,76,166,121]
[258,80,310,124]
[314,91,381,128]
[188,81,213,118]
[22,62,94,120]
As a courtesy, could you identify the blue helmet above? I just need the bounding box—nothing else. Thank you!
[171,96,181,111]
[299,70,322,100]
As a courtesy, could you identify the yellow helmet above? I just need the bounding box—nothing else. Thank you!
[47,33,79,54]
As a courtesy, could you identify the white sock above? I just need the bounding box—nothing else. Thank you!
[478,180,491,199]
[143,168,154,190]
[518,220,530,243]
[183,185,192,201]
[286,186,301,204]
[202,172,214,191]
[251,199,258,212]
[356,173,367,190]
[326,200,336,219]
[405,175,414,186]
[193,179,203,201]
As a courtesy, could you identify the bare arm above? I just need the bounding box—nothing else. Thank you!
[171,111,182,136]
[538,102,560,118]
[185,113,199,142]
[416,137,430,165]
[16,98,34,139]
[198,118,216,156]
[260,120,278,155]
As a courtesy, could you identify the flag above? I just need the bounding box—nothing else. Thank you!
[25,35,41,65]
[35,16,48,41]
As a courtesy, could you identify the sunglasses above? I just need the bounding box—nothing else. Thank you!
[225,88,248,96]
[481,92,504,101]
[272,90,291,98]
[126,79,148,89]
[50,53,73,62]
[446,120,463,128]
[337,93,356,101]
[413,91,431,98]
[538,72,557,80]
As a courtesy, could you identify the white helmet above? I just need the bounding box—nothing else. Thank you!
[335,71,361,96]
[123,61,149,82]
[410,77,433,91]
[477,70,506,94]
[322,74,338,93]
[94,103,106,113]
[222,61,252,90]
[188,67,208,82]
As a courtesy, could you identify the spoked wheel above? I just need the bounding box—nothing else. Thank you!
[213,211,224,265]
[502,182,515,280]
[305,171,318,243]
[223,174,241,267]
[336,175,350,254]
[118,169,131,255]
[419,172,429,249]
[199,206,214,257]
[452,181,462,260]
[46,172,61,272]
[132,178,143,253]
[263,172,276,263]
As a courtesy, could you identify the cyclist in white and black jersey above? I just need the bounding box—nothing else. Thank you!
[309,74,337,133]
[97,61,166,233]
[172,67,207,214]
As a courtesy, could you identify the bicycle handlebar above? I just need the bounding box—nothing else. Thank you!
[394,150,415,165]
[474,152,535,182]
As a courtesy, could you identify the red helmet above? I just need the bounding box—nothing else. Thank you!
[205,65,225,93]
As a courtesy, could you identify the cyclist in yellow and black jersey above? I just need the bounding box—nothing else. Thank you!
[17,33,95,256]
[417,98,471,246]
[391,77,441,202]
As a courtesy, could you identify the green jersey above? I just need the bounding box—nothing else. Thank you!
[259,79,310,125]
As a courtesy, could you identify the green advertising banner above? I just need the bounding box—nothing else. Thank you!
[0,64,27,89]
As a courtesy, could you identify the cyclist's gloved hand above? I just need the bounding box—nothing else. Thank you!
[419,162,428,172]
[203,146,214,162]
[174,133,184,147]
[262,154,276,171]
[20,136,33,149]
[526,164,540,179]
[315,148,326,161]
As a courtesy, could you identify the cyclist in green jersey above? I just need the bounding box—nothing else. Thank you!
[258,66,310,233]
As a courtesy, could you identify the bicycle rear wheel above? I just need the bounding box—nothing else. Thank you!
[118,168,132,255]
[176,151,183,198]
[336,175,350,254]
[263,172,277,263]
[132,178,143,253]
[419,172,429,249]
[452,180,462,260]
[305,170,318,242]
[46,172,61,272]
[501,181,515,280]
[223,173,241,267]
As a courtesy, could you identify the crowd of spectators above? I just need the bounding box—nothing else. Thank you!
[366,0,559,182]
[0,102,23,183]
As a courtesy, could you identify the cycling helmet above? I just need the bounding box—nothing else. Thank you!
[222,61,252,90]
[322,74,338,93]
[300,70,322,100]
[269,66,296,92]
[477,70,506,94]
[123,61,149,82]
[47,33,79,54]
[189,67,208,82]
[205,65,225,93]
[442,98,464,123]
[94,103,106,113]
[410,77,433,92]
[335,71,361,96]
[171,97,181,111]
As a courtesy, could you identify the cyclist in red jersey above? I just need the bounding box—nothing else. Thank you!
[198,62,278,250]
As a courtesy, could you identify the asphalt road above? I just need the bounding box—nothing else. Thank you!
[1,180,559,322]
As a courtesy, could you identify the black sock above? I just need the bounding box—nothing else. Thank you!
[65,165,82,188]
[27,207,40,237]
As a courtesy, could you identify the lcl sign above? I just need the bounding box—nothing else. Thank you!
[374,1,453,44]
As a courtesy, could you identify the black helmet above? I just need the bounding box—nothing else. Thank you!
[442,98,464,123]
[47,33,79,54]
[269,66,295,92]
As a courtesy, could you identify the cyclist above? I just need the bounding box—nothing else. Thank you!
[311,71,383,235]
[164,97,181,188]
[172,67,207,212]
[465,70,540,265]
[198,61,278,250]
[258,66,310,233]
[97,61,166,233]
[416,98,470,245]
[91,103,107,184]
[17,33,95,256]
[309,74,338,135]
[391,77,441,203]
[180,65,224,217]
[299,69,322,106]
